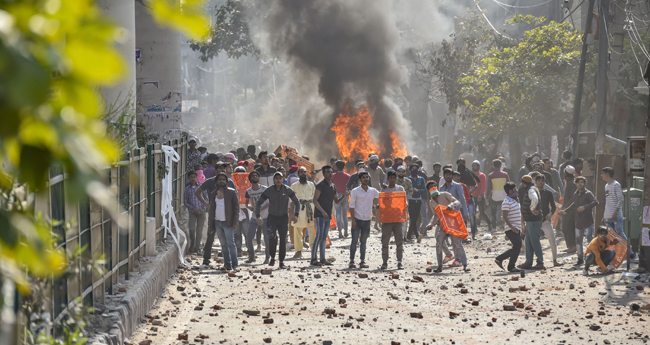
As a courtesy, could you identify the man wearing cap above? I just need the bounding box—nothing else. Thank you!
[562,165,577,252]
[406,164,427,242]
[290,167,315,259]
[187,137,202,173]
[367,154,385,231]
[287,165,300,186]
[516,175,545,270]
[256,171,300,269]
[223,152,236,166]
[426,183,469,272]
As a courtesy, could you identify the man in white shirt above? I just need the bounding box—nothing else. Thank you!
[601,166,634,258]
[348,171,379,269]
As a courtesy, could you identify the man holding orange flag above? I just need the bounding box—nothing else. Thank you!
[426,184,469,273]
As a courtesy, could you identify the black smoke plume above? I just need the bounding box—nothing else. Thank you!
[258,0,406,159]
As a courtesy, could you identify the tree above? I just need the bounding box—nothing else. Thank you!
[189,0,260,61]
[459,16,584,139]
[0,0,209,340]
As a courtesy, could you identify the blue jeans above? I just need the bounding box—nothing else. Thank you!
[335,193,349,231]
[524,220,543,265]
[313,217,330,261]
[351,219,371,261]
[215,220,238,268]
[576,224,594,259]
[585,250,616,271]
[468,199,477,236]
[419,200,428,234]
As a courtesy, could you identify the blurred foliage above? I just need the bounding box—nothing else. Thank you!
[0,0,208,340]
[189,0,260,61]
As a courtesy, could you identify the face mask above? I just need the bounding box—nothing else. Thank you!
[411,170,419,178]
[508,190,519,202]
[369,162,379,169]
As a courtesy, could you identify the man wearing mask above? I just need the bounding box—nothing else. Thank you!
[392,157,404,171]
[406,164,426,242]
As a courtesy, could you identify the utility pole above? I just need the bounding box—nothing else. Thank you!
[640,64,650,272]
[571,0,596,155]
[595,0,610,154]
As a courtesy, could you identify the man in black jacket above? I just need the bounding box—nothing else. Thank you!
[517,175,545,270]
[560,176,599,266]
[534,174,560,266]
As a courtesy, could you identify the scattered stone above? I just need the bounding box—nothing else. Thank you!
[426,267,432,273]
[636,285,644,291]
[449,311,459,318]
[228,272,237,277]
[243,310,260,316]
[410,312,423,319]
[358,273,368,278]
[339,298,346,304]
[264,318,274,324]
[178,333,188,340]
[504,305,516,311]
[471,300,479,306]
[343,322,353,327]
[460,289,468,294]
[176,286,185,292]
[324,308,336,315]
[589,324,601,331]
[263,337,272,343]
[139,341,152,345]
[261,269,273,275]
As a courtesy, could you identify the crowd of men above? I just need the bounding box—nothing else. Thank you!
[183,136,632,277]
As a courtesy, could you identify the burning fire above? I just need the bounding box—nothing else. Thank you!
[331,104,408,162]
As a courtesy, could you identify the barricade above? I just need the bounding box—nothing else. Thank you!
[435,205,469,239]
[607,229,628,268]
[378,191,407,223]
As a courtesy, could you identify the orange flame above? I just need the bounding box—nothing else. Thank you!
[331,103,407,161]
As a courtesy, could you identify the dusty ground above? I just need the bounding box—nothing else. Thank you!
[129,223,650,345]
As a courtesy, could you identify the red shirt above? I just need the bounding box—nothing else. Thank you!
[332,171,351,194]
[472,172,487,198]
[461,182,471,203]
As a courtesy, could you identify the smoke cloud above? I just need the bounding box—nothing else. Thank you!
[248,0,409,160]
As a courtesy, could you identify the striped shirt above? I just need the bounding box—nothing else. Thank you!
[604,180,623,219]
[501,195,522,232]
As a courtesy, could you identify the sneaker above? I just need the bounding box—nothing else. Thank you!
[574,260,584,267]
[359,261,369,268]
[303,241,309,249]
[417,234,424,243]
[532,263,545,269]
[517,263,533,269]
[344,230,349,238]
[596,267,605,274]
[397,262,403,270]
[495,258,504,270]
[349,261,356,269]
[244,257,256,264]
[442,254,454,264]
[293,251,302,259]
[269,259,275,267]
[256,245,262,252]
[582,269,589,276]
[321,260,333,266]
[262,258,269,265]
[310,259,322,266]
[508,268,521,273]
[202,260,210,266]
[448,259,462,267]
[381,262,388,270]
[279,262,286,269]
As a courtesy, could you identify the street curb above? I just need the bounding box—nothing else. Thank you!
[88,240,181,345]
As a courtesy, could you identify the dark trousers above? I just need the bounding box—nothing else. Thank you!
[490,200,503,225]
[496,230,522,270]
[585,250,616,271]
[562,214,576,249]
[475,197,492,230]
[407,200,422,239]
[267,214,289,263]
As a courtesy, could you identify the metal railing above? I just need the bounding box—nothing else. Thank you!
[34,137,188,330]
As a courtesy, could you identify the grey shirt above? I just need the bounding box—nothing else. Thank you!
[256,184,300,218]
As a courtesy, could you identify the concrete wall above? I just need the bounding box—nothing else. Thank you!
[135,0,183,143]
[97,0,137,148]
